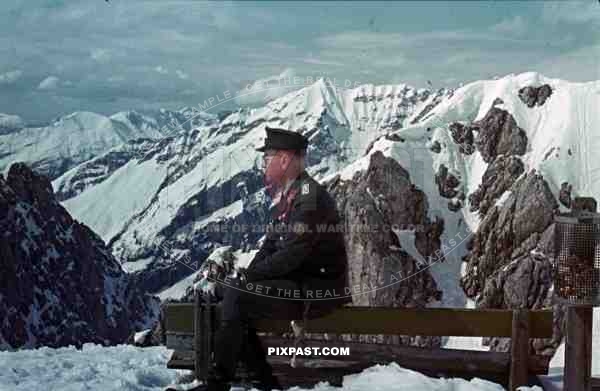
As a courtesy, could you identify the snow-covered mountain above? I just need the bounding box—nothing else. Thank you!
[52,78,445,295]
[0,108,217,181]
[7,71,597,355]
[0,113,24,135]
[0,163,159,349]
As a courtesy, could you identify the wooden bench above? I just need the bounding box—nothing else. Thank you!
[164,295,554,390]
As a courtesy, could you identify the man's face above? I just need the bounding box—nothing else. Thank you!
[262,149,293,195]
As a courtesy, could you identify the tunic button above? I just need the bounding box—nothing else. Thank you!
[320,268,326,273]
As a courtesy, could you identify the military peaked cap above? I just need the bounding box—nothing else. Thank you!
[255,126,309,152]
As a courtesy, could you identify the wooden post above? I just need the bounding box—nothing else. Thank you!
[194,291,205,380]
[510,309,530,391]
[564,306,593,391]
[205,303,214,378]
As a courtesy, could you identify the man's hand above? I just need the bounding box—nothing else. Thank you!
[236,267,249,283]
[203,261,226,281]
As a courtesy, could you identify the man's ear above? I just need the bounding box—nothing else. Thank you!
[280,151,292,170]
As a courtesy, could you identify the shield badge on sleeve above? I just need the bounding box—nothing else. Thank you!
[302,183,310,195]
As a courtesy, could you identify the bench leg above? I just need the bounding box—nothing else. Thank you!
[509,309,530,391]
[565,306,593,391]
[194,293,216,381]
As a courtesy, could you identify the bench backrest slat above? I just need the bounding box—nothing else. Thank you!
[164,304,553,338]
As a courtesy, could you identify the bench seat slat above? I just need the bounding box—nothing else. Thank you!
[164,304,553,338]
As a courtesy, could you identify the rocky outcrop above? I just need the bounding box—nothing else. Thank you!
[461,170,559,299]
[435,164,461,199]
[518,84,553,108]
[474,108,528,163]
[430,140,441,153]
[327,151,443,347]
[559,182,572,208]
[448,199,462,212]
[468,155,525,215]
[0,163,159,349]
[449,122,475,155]
[460,170,560,355]
[478,249,561,355]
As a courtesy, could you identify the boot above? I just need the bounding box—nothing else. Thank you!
[214,319,245,380]
[242,327,282,391]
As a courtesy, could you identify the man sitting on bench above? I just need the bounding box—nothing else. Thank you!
[198,126,351,391]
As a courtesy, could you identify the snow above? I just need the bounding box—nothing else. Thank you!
[494,190,512,207]
[157,270,201,301]
[0,344,515,391]
[393,229,428,267]
[312,362,505,391]
[192,200,244,231]
[0,344,180,391]
[536,307,600,391]
[61,156,169,243]
[235,249,259,269]
[0,111,163,178]
[157,248,259,301]
[134,330,152,345]
[122,257,155,273]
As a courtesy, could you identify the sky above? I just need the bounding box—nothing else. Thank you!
[0,0,598,123]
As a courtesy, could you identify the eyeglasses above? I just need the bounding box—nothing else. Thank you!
[261,152,280,168]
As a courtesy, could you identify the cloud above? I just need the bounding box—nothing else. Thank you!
[175,69,189,80]
[542,2,600,25]
[90,48,111,63]
[37,76,60,90]
[234,68,302,106]
[0,1,595,122]
[154,66,169,75]
[535,43,600,82]
[0,70,23,85]
[491,16,527,36]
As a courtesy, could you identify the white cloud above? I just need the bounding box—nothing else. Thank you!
[154,66,169,75]
[542,2,600,25]
[108,75,125,82]
[491,16,527,36]
[90,48,111,63]
[234,68,301,106]
[37,76,60,90]
[535,44,600,82]
[175,69,189,80]
[0,70,23,85]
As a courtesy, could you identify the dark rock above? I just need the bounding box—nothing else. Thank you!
[327,151,443,347]
[385,133,405,142]
[0,163,159,349]
[492,97,504,106]
[430,140,441,153]
[449,122,475,155]
[468,155,525,215]
[559,182,572,208]
[461,170,559,300]
[409,89,449,125]
[473,108,528,163]
[571,197,597,212]
[448,199,462,212]
[479,251,561,354]
[518,84,553,108]
[461,170,561,356]
[435,164,461,199]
